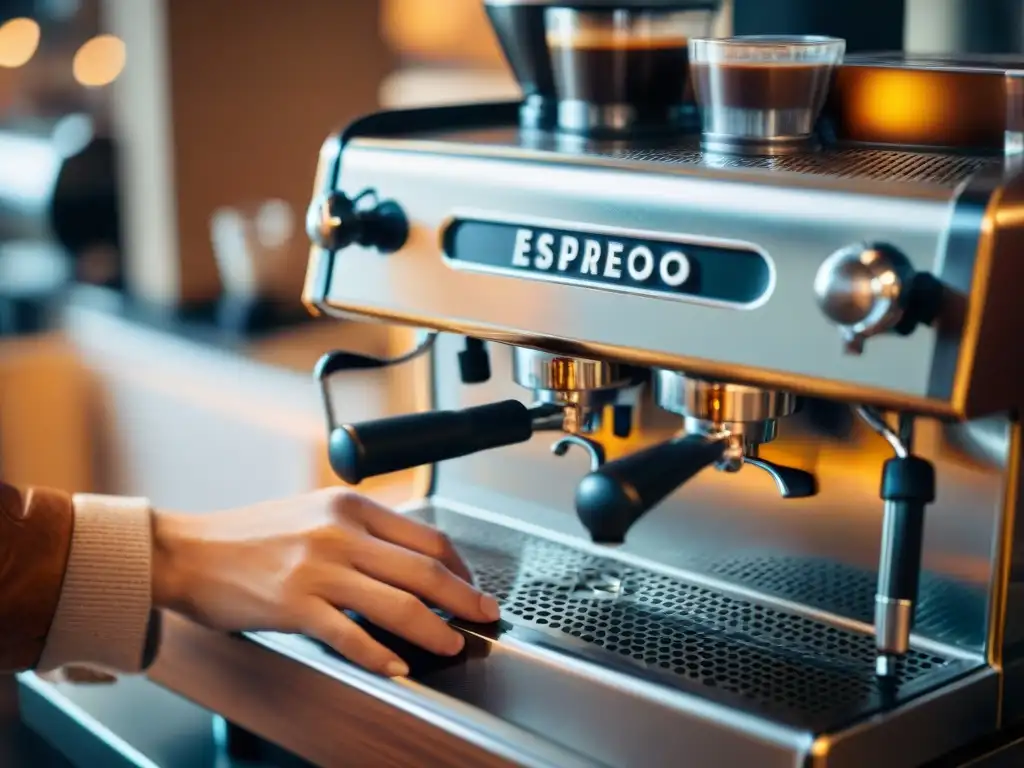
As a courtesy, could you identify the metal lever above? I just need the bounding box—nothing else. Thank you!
[575,435,729,545]
[744,457,818,498]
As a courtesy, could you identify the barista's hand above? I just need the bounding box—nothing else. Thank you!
[150,488,500,677]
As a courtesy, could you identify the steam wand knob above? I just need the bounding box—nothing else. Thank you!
[575,436,729,545]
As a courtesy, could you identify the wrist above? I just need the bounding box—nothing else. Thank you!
[151,512,195,613]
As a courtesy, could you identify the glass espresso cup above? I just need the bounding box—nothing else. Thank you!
[690,35,846,155]
[545,7,715,137]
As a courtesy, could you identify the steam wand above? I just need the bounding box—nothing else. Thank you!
[856,406,936,679]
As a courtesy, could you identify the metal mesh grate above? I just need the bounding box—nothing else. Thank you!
[433,510,960,720]
[707,554,987,649]
[593,146,992,186]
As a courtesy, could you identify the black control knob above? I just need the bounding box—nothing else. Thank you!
[306,189,408,254]
[329,400,536,485]
[575,435,728,545]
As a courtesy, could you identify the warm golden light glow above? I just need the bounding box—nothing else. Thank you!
[72,34,126,87]
[380,0,503,67]
[850,70,947,140]
[0,18,41,69]
[832,66,1006,150]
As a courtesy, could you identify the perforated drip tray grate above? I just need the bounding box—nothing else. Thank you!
[418,505,979,732]
[706,553,987,650]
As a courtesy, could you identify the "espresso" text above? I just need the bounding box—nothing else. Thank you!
[511,228,691,287]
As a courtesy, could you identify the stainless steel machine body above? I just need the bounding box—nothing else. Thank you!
[290,41,1024,768]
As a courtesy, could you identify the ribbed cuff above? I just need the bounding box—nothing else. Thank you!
[37,494,156,674]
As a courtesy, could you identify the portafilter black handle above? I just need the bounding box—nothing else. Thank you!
[575,435,728,545]
[330,400,535,485]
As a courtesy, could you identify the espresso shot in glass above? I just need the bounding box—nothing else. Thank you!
[545,7,715,138]
[690,35,845,156]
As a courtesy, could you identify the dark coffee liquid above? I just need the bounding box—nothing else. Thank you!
[691,61,832,110]
[548,34,691,110]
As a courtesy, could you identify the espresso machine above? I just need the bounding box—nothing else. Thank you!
[261,2,1024,766]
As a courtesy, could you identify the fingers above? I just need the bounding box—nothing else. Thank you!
[340,495,476,584]
[300,599,410,677]
[350,537,500,624]
[319,568,467,657]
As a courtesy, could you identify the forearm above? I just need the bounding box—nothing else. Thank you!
[0,483,74,671]
[0,483,161,674]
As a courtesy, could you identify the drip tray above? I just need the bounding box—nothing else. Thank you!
[251,504,994,768]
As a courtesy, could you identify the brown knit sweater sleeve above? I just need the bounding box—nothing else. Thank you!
[0,482,75,671]
[1,483,160,674]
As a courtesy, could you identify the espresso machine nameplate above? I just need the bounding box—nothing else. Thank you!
[440,212,775,308]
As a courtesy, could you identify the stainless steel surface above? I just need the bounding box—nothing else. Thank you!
[875,596,915,655]
[429,333,1004,657]
[655,371,799,423]
[700,125,818,157]
[512,348,632,393]
[298,100,1024,766]
[814,244,910,354]
[315,126,1013,414]
[18,674,292,768]
[305,192,346,251]
[249,502,991,768]
[513,349,637,435]
[448,128,993,184]
[555,102,636,135]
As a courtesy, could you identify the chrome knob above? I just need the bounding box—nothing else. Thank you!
[306,192,357,251]
[814,243,913,354]
[306,190,409,254]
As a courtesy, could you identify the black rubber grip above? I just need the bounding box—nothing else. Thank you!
[881,455,936,504]
[575,435,727,545]
[878,456,936,603]
[329,400,533,484]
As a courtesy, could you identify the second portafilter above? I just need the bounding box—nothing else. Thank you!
[575,371,817,544]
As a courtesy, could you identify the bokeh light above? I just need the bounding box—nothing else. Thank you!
[0,18,42,68]
[72,34,126,87]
